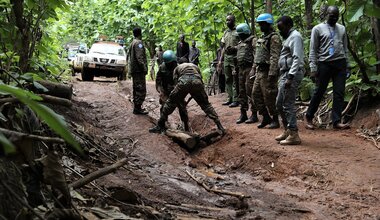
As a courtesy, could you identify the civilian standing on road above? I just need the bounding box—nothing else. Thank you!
[275,16,304,145]
[155,45,164,66]
[176,34,190,63]
[189,40,200,66]
[218,14,240,108]
[128,27,148,115]
[305,6,350,130]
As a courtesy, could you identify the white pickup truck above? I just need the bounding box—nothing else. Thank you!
[81,42,127,81]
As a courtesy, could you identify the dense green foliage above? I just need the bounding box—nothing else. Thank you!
[58,0,380,85]
[0,0,80,153]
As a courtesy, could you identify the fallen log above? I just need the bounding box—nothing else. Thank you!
[165,129,224,150]
[165,129,200,150]
[0,127,65,144]
[37,80,73,100]
[69,158,129,189]
[0,94,72,107]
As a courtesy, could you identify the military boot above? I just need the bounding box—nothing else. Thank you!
[245,112,258,124]
[215,120,226,135]
[268,115,280,129]
[275,129,289,141]
[236,109,248,124]
[133,105,148,115]
[280,130,301,145]
[149,120,166,133]
[257,111,272,129]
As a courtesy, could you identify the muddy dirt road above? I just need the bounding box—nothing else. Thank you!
[68,77,379,219]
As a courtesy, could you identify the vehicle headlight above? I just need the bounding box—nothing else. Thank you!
[83,56,93,62]
[116,59,127,65]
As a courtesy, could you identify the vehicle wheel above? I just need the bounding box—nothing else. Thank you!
[117,72,126,81]
[81,68,94,81]
[71,67,76,76]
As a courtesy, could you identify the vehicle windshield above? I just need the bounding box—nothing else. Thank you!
[68,49,78,58]
[90,44,126,56]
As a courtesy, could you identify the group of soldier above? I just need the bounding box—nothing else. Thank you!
[128,5,350,146]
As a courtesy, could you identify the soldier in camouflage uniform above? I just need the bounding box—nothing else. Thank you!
[155,50,189,131]
[251,13,282,129]
[128,27,148,115]
[229,23,258,124]
[149,63,225,134]
[218,14,240,107]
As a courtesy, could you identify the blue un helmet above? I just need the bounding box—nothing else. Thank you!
[236,23,251,35]
[163,50,176,63]
[256,13,274,24]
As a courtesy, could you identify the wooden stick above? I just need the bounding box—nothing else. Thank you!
[185,170,248,199]
[69,158,129,189]
[342,94,356,116]
[0,127,65,144]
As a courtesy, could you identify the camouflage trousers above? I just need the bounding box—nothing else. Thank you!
[252,68,278,116]
[224,62,239,102]
[237,65,251,111]
[159,91,189,125]
[246,69,258,113]
[132,73,146,108]
[160,75,220,124]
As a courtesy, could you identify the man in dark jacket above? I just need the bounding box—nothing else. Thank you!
[176,34,190,62]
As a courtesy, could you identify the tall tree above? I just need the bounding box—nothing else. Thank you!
[305,0,313,30]
[372,0,380,73]
[266,0,272,13]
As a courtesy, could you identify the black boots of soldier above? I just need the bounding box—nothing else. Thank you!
[257,111,272,128]
[133,105,148,115]
[149,120,166,133]
[267,115,280,129]
[257,110,280,129]
[245,112,258,124]
[236,109,248,124]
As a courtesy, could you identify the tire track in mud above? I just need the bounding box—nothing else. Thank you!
[71,78,380,219]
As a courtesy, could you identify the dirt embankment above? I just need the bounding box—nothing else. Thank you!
[63,77,380,219]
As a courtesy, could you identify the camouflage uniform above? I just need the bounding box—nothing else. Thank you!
[236,35,254,112]
[128,37,147,109]
[156,62,189,127]
[158,63,222,129]
[221,28,240,103]
[252,32,281,116]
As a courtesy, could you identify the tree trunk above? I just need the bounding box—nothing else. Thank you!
[372,0,380,73]
[266,0,272,13]
[11,0,30,73]
[305,0,313,30]
[250,0,255,36]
